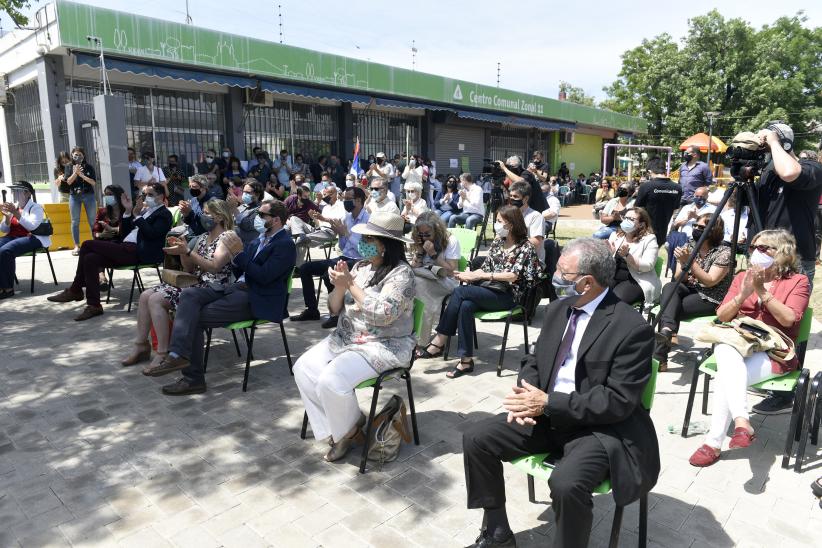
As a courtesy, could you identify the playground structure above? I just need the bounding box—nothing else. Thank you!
[602,143,673,180]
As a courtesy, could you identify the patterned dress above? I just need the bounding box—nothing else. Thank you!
[327,261,417,374]
[481,238,543,302]
[151,231,233,309]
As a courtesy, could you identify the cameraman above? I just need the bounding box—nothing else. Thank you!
[497,155,547,213]
[750,123,822,416]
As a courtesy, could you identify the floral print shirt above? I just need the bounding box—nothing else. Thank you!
[328,261,416,374]
[481,238,543,302]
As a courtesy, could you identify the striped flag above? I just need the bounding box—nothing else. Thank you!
[350,137,362,177]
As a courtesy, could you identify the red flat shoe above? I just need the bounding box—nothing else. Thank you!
[689,444,720,467]
[728,427,756,449]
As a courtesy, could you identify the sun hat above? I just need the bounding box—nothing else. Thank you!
[376,152,387,159]
[352,211,411,243]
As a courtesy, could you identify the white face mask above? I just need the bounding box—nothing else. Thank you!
[750,248,775,269]
[346,178,355,188]
[494,222,508,238]
[144,196,157,208]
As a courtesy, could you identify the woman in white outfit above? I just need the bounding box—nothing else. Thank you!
[606,207,660,306]
[293,212,416,462]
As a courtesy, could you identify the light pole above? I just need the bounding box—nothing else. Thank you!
[705,111,721,167]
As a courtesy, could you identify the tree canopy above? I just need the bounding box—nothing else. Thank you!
[600,10,822,150]
[558,81,597,107]
[1,0,31,28]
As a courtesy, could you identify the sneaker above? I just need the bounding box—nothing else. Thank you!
[321,315,339,329]
[161,378,206,396]
[752,393,794,415]
[291,308,320,321]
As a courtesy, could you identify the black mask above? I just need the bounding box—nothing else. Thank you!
[691,228,704,242]
[343,199,355,212]
[322,196,332,204]
[683,152,694,162]
[189,188,202,197]
[617,188,629,197]
[510,199,524,208]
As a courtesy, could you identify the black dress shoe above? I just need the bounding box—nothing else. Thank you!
[291,308,320,321]
[467,530,517,548]
[321,315,339,329]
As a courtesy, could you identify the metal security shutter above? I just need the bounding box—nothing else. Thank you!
[488,128,528,163]
[434,124,485,177]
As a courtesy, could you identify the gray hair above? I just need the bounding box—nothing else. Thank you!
[562,238,615,287]
[506,155,523,168]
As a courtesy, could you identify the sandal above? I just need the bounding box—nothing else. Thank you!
[446,359,474,379]
[416,340,444,359]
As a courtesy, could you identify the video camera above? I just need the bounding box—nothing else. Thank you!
[482,158,506,184]
[726,131,769,181]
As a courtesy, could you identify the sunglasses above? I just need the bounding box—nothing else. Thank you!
[369,187,383,191]
[694,224,708,230]
[417,232,431,239]
[749,244,774,253]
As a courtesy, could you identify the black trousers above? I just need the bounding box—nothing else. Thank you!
[463,414,609,548]
[611,278,644,305]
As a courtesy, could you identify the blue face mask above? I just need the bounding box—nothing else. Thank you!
[253,215,268,234]
[200,214,216,231]
[104,195,116,206]
[620,219,636,234]
[242,192,254,205]
[357,239,380,259]
[693,197,706,208]
[370,190,381,200]
[551,273,585,299]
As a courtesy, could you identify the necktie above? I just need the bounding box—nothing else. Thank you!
[548,308,582,392]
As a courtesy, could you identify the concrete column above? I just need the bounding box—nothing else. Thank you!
[36,55,67,201]
[224,88,245,159]
[64,103,84,153]
[92,94,129,194]
[339,103,353,163]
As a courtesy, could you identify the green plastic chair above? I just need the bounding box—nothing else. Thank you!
[202,273,294,392]
[448,227,478,262]
[683,308,813,472]
[106,263,162,312]
[301,298,424,474]
[631,256,665,312]
[511,358,659,548]
[15,247,58,294]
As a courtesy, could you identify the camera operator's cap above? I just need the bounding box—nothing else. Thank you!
[376,152,386,159]
[766,122,794,152]
[731,131,761,151]
[506,155,522,168]
[352,211,412,243]
[8,181,34,195]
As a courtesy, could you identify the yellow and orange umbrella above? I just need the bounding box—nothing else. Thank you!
[679,133,727,154]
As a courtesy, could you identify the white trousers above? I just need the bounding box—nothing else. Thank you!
[293,337,375,442]
[705,344,776,448]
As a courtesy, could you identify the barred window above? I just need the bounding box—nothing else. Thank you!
[243,100,338,162]
[353,110,421,159]
[4,81,49,183]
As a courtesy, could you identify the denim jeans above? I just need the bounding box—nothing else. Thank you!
[592,225,616,239]
[437,209,455,225]
[0,235,42,289]
[448,212,483,230]
[435,284,514,358]
[800,259,815,292]
[69,192,97,246]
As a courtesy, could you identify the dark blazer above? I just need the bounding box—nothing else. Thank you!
[232,228,296,322]
[119,207,173,264]
[519,290,659,506]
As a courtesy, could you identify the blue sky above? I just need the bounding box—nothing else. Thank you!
[4,1,819,101]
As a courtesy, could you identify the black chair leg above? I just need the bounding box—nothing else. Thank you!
[280,322,293,374]
[242,328,254,361]
[45,249,58,286]
[811,381,822,446]
[793,372,820,473]
[127,270,139,312]
[638,494,648,548]
[231,330,242,357]
[522,313,529,354]
[360,381,382,474]
[681,361,702,438]
[608,504,624,548]
[527,475,536,503]
[702,375,711,415]
[242,326,257,392]
[782,369,809,469]
[30,251,36,293]
[203,328,213,372]
[300,411,309,439]
[404,370,419,445]
[106,268,114,303]
[497,315,511,377]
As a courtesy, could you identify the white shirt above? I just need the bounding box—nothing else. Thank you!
[402,197,429,224]
[543,194,561,221]
[0,199,50,248]
[522,207,545,264]
[122,204,163,244]
[128,160,143,173]
[720,206,748,243]
[134,165,166,186]
[319,199,347,229]
[367,196,400,214]
[368,163,395,185]
[553,288,610,395]
[673,202,716,238]
[402,164,424,186]
[458,184,484,216]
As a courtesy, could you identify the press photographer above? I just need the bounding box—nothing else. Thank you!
[496,156,547,213]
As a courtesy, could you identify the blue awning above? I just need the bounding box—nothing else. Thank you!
[374,97,453,111]
[74,52,257,88]
[456,109,575,131]
[260,80,370,104]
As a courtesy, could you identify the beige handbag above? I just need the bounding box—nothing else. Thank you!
[367,395,411,466]
[696,316,795,363]
[160,269,199,289]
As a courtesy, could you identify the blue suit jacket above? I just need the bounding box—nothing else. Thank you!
[232,228,296,322]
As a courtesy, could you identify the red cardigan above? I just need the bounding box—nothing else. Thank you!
[720,271,810,373]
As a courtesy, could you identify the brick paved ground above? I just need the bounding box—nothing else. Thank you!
[0,248,820,547]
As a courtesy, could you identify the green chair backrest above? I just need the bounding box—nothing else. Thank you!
[448,227,478,260]
[412,298,424,337]
[287,271,294,294]
[457,256,468,272]
[170,206,182,227]
[797,307,813,344]
[641,359,660,411]
[654,256,663,278]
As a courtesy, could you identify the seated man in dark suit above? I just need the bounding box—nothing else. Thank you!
[144,200,296,395]
[462,238,659,548]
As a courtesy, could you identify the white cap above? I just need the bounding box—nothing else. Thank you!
[376,152,386,159]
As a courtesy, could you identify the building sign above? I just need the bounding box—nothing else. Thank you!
[55,1,646,133]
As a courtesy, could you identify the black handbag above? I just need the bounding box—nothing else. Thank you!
[477,279,511,294]
[30,219,54,237]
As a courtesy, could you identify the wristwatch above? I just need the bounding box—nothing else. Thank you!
[541,394,551,418]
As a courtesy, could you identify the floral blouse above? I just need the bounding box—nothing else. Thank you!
[686,244,732,304]
[328,261,416,374]
[481,238,543,302]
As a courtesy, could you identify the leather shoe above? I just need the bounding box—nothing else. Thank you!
[689,444,720,467]
[728,427,756,449]
[74,305,103,321]
[321,315,339,329]
[143,355,190,377]
[161,378,206,396]
[467,530,517,548]
[48,288,84,303]
[121,342,152,366]
[291,308,320,321]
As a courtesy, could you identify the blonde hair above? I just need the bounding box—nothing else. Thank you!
[203,199,235,230]
[751,229,799,277]
[624,207,654,239]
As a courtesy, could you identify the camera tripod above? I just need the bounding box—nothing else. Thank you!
[475,178,506,255]
[651,175,764,331]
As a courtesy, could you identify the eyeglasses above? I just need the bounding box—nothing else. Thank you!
[557,269,588,281]
[749,244,774,253]
[624,216,639,222]
[258,211,274,219]
[694,224,708,229]
[416,232,431,239]
[369,187,383,191]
